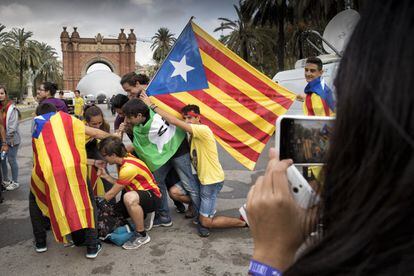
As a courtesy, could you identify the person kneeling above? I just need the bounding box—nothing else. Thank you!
[97,136,161,250]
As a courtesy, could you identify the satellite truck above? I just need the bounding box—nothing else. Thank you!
[273,9,360,114]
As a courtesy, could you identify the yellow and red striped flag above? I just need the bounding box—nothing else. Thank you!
[147,21,296,170]
[31,111,95,242]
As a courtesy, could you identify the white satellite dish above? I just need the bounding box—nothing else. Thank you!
[323,9,360,55]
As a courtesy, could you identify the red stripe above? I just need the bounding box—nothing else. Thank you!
[156,94,260,162]
[321,98,330,116]
[195,33,293,110]
[204,67,280,125]
[42,118,83,231]
[185,88,270,141]
[60,113,93,227]
[305,95,315,116]
[31,179,47,206]
[89,165,98,195]
[123,158,161,197]
[32,143,63,242]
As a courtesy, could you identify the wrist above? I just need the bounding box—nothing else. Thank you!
[252,248,295,272]
[149,104,158,111]
[249,259,282,276]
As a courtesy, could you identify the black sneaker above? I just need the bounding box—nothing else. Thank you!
[175,201,186,213]
[35,241,47,253]
[197,224,210,237]
[85,243,102,259]
[153,215,173,227]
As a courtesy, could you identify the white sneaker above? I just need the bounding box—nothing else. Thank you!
[144,211,155,231]
[2,180,11,188]
[6,181,19,191]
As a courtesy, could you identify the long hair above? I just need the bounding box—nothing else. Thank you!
[0,85,11,113]
[84,105,110,132]
[286,0,414,274]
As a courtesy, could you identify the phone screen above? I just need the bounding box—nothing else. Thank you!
[279,118,334,164]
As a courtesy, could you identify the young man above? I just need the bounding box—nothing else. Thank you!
[297,57,336,116]
[74,89,85,119]
[140,93,246,237]
[30,103,115,258]
[97,136,161,250]
[120,72,150,99]
[121,99,200,227]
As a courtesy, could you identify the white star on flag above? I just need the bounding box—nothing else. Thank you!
[170,55,194,82]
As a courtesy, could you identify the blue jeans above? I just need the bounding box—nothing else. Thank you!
[1,144,19,182]
[199,182,224,218]
[152,153,200,218]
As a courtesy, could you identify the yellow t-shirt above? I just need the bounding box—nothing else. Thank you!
[74,97,84,116]
[190,124,224,185]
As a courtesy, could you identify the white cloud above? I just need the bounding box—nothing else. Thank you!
[0,3,33,26]
[130,0,153,6]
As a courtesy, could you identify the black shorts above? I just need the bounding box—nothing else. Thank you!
[116,190,161,218]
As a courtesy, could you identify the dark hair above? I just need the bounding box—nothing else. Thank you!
[36,103,57,115]
[181,104,200,115]
[98,136,127,158]
[120,72,140,86]
[42,82,58,97]
[122,99,149,118]
[74,90,80,94]
[59,91,64,96]
[84,105,110,132]
[305,57,323,71]
[137,74,150,85]
[286,0,414,274]
[0,85,10,112]
[112,94,129,109]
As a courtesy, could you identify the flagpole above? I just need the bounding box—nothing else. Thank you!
[146,16,196,95]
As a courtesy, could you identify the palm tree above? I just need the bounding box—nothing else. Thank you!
[151,28,176,64]
[34,42,61,82]
[215,1,277,75]
[5,28,40,99]
[245,0,290,72]
[0,24,15,73]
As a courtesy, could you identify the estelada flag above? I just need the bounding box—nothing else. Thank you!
[146,21,296,170]
[88,165,105,197]
[303,77,336,117]
[31,111,95,242]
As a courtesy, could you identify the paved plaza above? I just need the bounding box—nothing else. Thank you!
[0,104,273,276]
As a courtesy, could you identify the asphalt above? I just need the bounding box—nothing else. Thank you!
[0,104,273,276]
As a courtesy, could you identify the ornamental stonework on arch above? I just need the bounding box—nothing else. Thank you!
[60,27,136,91]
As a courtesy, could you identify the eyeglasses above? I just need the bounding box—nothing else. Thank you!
[37,88,46,91]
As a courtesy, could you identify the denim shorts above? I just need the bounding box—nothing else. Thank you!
[199,181,224,218]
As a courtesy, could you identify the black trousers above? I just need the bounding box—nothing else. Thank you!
[29,179,99,247]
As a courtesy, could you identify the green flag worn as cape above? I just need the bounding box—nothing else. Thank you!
[133,110,185,171]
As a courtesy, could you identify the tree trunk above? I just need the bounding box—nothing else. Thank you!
[276,2,286,72]
[19,59,23,100]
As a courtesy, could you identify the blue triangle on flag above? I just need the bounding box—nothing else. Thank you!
[146,22,209,96]
[32,112,55,139]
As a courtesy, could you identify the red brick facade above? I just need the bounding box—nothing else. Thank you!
[60,27,136,91]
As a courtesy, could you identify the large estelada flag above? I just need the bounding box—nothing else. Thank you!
[31,111,95,242]
[146,21,296,170]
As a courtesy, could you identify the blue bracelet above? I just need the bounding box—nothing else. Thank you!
[248,259,282,276]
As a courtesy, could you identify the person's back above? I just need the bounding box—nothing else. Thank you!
[246,0,414,275]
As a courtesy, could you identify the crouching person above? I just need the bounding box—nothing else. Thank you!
[97,136,161,250]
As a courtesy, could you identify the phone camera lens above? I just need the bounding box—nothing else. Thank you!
[293,187,299,193]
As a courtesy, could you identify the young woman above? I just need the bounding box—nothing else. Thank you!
[0,85,20,191]
[84,105,111,197]
[247,0,414,275]
[36,82,68,113]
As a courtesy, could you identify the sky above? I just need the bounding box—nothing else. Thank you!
[0,0,238,65]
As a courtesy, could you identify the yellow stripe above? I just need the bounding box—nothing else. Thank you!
[215,136,256,170]
[171,92,265,153]
[205,82,275,135]
[52,115,89,228]
[35,134,71,237]
[200,49,289,117]
[192,22,296,101]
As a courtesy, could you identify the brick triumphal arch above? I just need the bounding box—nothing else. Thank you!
[60,27,136,91]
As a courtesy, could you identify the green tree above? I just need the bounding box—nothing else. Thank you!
[0,24,16,73]
[215,1,277,76]
[151,27,176,64]
[5,28,40,99]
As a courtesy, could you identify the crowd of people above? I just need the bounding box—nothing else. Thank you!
[0,0,412,273]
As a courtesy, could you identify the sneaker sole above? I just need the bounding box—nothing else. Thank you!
[35,247,47,253]
[144,212,155,231]
[85,245,102,259]
[122,236,151,250]
[152,221,173,228]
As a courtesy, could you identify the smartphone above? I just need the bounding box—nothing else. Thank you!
[275,115,335,166]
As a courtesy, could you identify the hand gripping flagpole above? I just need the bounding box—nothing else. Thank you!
[145,16,196,96]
